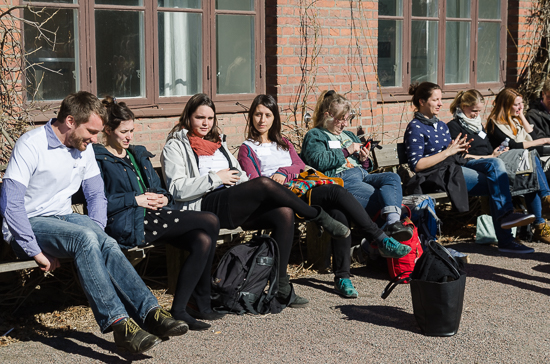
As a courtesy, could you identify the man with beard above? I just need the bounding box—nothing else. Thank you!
[0,91,188,354]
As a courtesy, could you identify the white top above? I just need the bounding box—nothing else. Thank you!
[3,123,100,219]
[197,149,230,177]
[243,140,292,177]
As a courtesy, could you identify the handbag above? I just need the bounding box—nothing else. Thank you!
[286,168,344,198]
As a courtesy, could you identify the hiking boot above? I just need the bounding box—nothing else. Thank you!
[112,318,161,354]
[500,212,536,229]
[384,221,414,242]
[310,206,350,238]
[498,240,535,254]
[533,222,550,244]
[377,237,411,259]
[277,275,309,308]
[542,196,550,216]
[145,307,188,338]
[334,278,358,298]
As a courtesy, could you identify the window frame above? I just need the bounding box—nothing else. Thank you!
[20,0,265,118]
[377,0,507,101]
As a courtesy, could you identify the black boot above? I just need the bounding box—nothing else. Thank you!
[112,318,161,354]
[277,275,309,308]
[145,307,189,338]
[310,206,350,238]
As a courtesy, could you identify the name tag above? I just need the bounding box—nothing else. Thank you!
[328,140,341,149]
[478,131,487,139]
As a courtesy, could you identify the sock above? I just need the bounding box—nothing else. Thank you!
[385,212,400,225]
[112,317,125,325]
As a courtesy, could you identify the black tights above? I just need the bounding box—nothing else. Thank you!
[147,210,219,322]
[202,177,318,277]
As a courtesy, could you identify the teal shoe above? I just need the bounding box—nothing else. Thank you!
[378,237,411,259]
[334,278,358,298]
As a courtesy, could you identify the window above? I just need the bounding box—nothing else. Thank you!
[22,0,265,115]
[377,0,506,97]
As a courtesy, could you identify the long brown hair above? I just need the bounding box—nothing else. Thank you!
[486,88,523,135]
[311,90,351,129]
[246,94,288,151]
[170,93,221,142]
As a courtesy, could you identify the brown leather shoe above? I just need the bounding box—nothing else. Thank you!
[533,222,550,244]
[542,196,550,216]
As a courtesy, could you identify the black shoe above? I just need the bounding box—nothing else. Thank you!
[112,318,161,354]
[187,306,225,321]
[384,221,413,242]
[186,320,211,331]
[277,275,310,308]
[145,307,188,338]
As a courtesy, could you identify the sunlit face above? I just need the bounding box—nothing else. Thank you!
[541,91,550,111]
[189,105,215,138]
[511,96,524,116]
[419,89,443,118]
[252,104,274,138]
[325,110,350,136]
[106,119,134,150]
[461,102,484,119]
[67,113,103,151]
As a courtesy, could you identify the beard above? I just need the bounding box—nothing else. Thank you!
[68,132,87,151]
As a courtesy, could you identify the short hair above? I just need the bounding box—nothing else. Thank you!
[57,91,107,126]
[408,82,441,109]
[311,90,352,129]
[171,93,220,143]
[102,95,135,132]
[246,94,288,151]
[450,89,485,114]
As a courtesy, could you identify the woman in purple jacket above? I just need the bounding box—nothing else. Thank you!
[238,94,411,298]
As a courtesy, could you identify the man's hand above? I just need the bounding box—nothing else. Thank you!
[34,252,60,272]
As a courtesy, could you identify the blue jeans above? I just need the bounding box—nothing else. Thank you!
[462,158,515,245]
[336,168,402,217]
[12,214,159,332]
[524,156,550,225]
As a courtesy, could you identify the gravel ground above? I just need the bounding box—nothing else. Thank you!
[2,240,550,363]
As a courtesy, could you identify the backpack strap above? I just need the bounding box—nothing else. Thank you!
[381,271,412,299]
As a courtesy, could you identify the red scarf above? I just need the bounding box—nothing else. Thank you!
[188,133,221,156]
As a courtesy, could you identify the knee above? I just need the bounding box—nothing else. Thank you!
[384,172,402,185]
[203,211,221,232]
[493,158,506,173]
[75,228,102,251]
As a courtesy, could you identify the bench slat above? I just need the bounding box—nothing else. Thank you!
[0,260,38,273]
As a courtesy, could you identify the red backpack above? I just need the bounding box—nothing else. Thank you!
[386,212,424,280]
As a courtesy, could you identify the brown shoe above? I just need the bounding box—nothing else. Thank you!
[533,222,550,244]
[542,196,550,216]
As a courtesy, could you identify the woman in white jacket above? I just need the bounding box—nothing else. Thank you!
[161,93,349,308]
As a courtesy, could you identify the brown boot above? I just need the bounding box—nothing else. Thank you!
[533,222,550,244]
[542,196,550,216]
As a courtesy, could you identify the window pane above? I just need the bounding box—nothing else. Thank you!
[447,0,470,18]
[216,14,254,94]
[411,0,438,17]
[95,1,142,5]
[95,10,145,98]
[216,0,253,11]
[378,20,402,87]
[158,0,201,9]
[379,0,403,16]
[411,20,438,83]
[445,21,470,84]
[477,22,500,83]
[479,0,500,19]
[159,12,202,97]
[24,8,78,101]
[28,0,76,3]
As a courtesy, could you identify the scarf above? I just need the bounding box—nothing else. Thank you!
[188,133,222,156]
[455,107,483,134]
[414,111,439,126]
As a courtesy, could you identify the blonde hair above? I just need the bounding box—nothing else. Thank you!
[311,90,352,129]
[450,89,484,114]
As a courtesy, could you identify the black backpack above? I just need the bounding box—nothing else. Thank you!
[211,234,283,315]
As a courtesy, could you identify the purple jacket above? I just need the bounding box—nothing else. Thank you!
[238,138,305,183]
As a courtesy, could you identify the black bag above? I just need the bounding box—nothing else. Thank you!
[410,240,466,336]
[211,234,283,315]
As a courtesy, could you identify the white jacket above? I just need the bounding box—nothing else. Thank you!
[160,128,248,211]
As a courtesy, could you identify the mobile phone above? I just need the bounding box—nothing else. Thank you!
[229,166,242,177]
[363,138,381,150]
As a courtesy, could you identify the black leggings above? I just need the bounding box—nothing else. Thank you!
[201,177,321,277]
[307,184,385,279]
[145,209,220,319]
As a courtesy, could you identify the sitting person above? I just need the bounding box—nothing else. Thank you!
[238,94,411,298]
[0,92,187,354]
[161,93,351,308]
[448,89,550,243]
[93,96,222,331]
[486,88,550,150]
[526,78,550,138]
[405,82,536,254]
[301,90,413,242]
